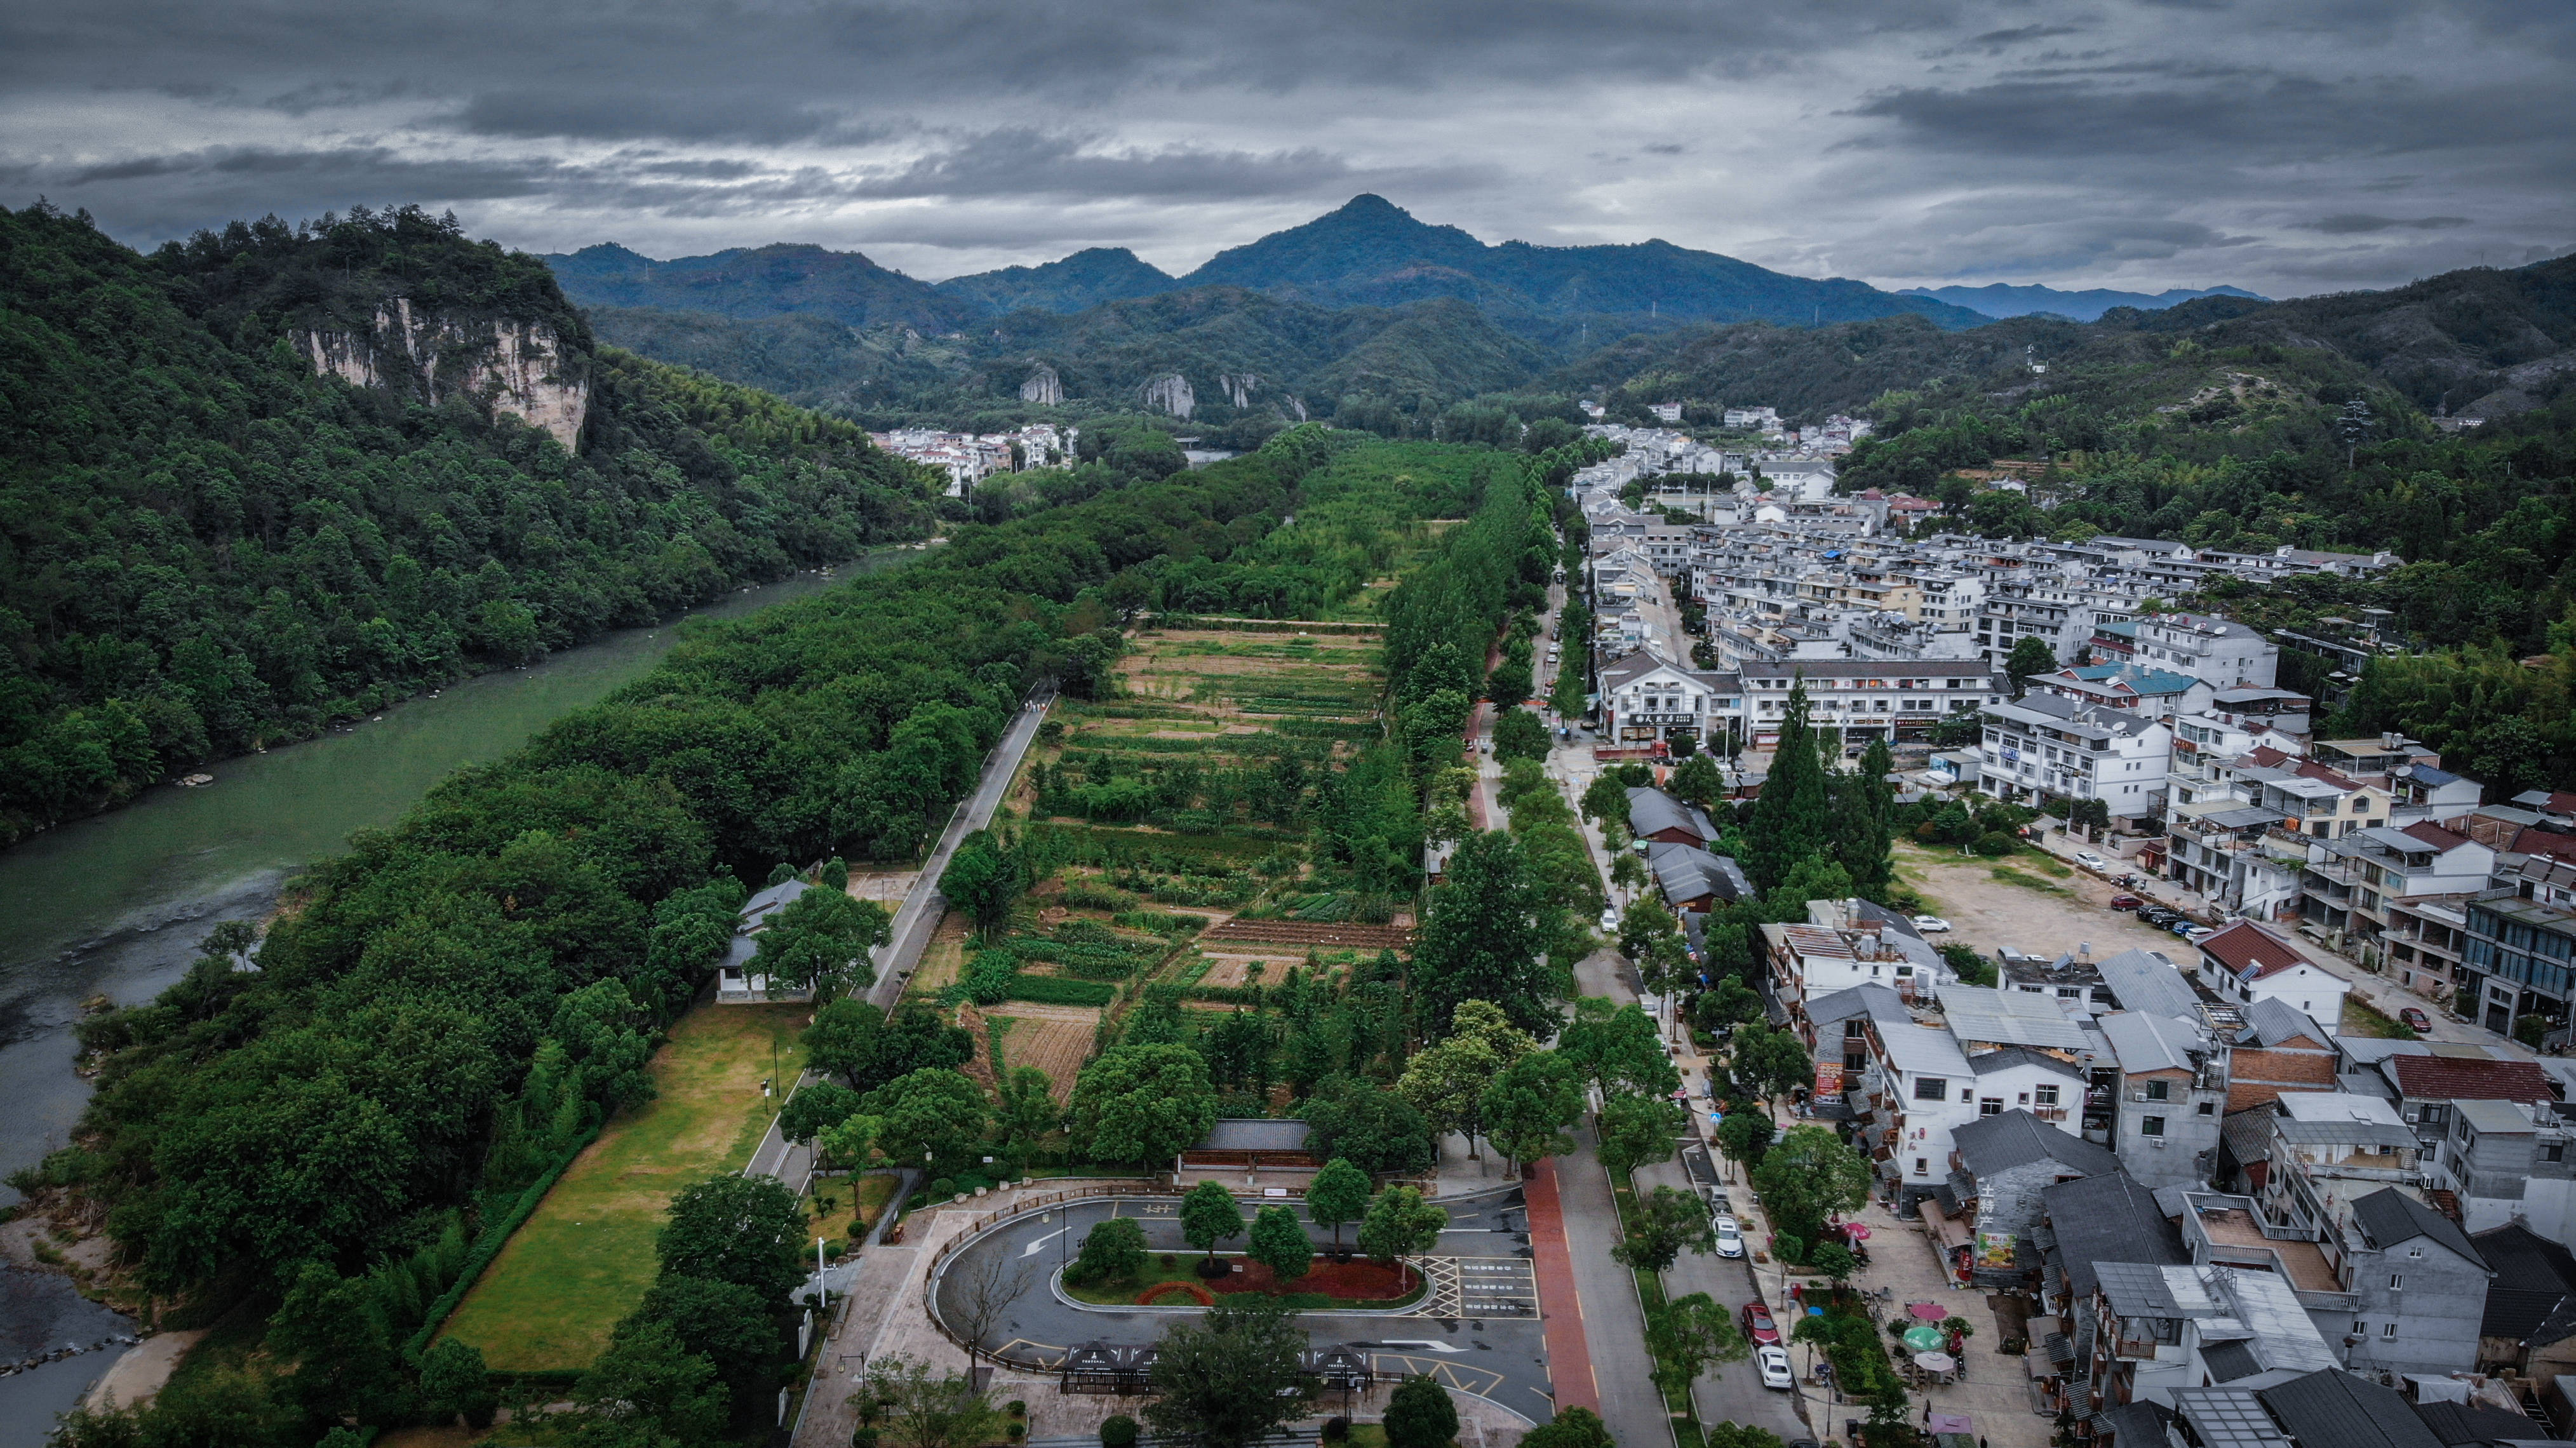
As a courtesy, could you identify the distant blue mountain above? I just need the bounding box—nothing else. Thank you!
[1896,282,2269,323]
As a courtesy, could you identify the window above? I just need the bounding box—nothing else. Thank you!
[2145,1080,2171,1102]
[2549,1144,2567,1163]
[2351,1320,2366,1337]
[2198,1101,2215,1116]
[2406,1246,2423,1258]
[1914,1157,1928,1176]
[2383,1322,2399,1339]
[2140,1115,2166,1137]
[2389,1273,2403,1290]
[1981,1099,2003,1116]
[1914,1077,1949,1102]
[2036,1085,2060,1106]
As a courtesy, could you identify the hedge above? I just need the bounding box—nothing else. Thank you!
[403,1121,605,1359]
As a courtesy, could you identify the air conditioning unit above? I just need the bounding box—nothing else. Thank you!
[2150,1137,2170,1148]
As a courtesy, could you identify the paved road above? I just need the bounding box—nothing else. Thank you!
[930,1188,1562,1425]
[866,692,1055,1010]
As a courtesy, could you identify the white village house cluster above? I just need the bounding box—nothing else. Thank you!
[1568,414,2576,1437]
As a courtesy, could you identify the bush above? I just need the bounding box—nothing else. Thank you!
[1973,831,2016,857]
[1322,1419,1352,1444]
[1007,975,1118,1006]
[965,950,1018,1004]
[929,1177,956,1198]
[1102,1416,1140,1448]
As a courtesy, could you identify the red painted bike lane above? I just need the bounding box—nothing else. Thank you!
[1523,1158,1600,1415]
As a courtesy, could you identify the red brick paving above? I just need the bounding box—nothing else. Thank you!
[1524,1158,1599,1414]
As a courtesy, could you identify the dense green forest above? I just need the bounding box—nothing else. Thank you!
[0,202,946,845]
[22,422,1350,1437]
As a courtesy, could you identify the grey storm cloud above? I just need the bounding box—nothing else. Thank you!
[2298,213,2474,234]
[1,0,2570,294]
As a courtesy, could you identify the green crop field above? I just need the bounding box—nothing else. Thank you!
[438,1003,808,1371]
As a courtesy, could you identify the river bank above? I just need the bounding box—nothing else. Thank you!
[0,551,912,1448]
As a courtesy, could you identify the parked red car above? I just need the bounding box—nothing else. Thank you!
[2109,894,2142,911]
[2399,1007,2433,1033]
[1742,1299,1781,1345]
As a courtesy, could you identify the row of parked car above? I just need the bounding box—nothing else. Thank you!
[1707,1188,1834,1393]
[2105,892,2217,942]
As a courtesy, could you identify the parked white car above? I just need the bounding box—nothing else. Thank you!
[2074,851,2107,870]
[1599,908,1621,932]
[1756,1344,1794,1390]
[1712,1214,1745,1258]
[1910,915,1952,933]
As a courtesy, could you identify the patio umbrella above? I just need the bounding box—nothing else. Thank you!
[1840,1223,1872,1242]
[1903,1325,1947,1352]
[1914,1351,1957,1374]
[1908,1301,1948,1321]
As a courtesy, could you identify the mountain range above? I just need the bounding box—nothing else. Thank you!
[1896,281,2269,322]
[547,195,1992,332]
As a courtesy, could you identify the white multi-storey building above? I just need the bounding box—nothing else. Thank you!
[1977,692,2173,819]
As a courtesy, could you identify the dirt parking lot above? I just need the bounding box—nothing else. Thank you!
[1897,843,2200,965]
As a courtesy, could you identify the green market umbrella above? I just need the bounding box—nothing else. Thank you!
[1903,1324,1947,1353]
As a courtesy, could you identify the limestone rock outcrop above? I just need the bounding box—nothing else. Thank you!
[296,297,589,452]
[1141,373,1195,420]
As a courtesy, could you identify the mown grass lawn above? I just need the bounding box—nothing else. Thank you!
[438,1002,808,1371]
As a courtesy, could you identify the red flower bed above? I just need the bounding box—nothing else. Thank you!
[1205,1257,1419,1301]
[1138,1280,1215,1305]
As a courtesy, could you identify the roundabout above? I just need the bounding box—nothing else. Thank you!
[925,1183,1561,1422]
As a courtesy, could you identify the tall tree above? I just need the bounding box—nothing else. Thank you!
[1144,1296,1312,1448]
[1384,1376,1461,1448]
[2005,636,2060,695]
[1299,1075,1437,1176]
[1729,1024,1815,1108]
[1668,752,1726,810]
[1646,1292,1750,1403]
[1411,830,1557,1038]
[572,1319,731,1447]
[862,1356,1006,1448]
[939,829,1025,939]
[1741,680,1828,893]
[1750,1124,1875,1253]
[1181,1180,1246,1267]
[1246,1205,1313,1284]
[1480,1050,1587,1170]
[1358,1185,1449,1269]
[1306,1158,1374,1251]
[1611,1184,1717,1273]
[1557,998,1678,1097]
[1397,1000,1535,1158]
[861,1068,990,1177]
[1596,1092,1689,1179]
[1068,1043,1219,1167]
[657,1174,807,1303]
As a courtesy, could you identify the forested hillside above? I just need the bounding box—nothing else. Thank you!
[0,202,944,845]
[584,286,1549,434]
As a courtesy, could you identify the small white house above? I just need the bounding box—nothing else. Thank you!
[2197,920,2349,1030]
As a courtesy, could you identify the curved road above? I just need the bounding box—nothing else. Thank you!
[930,1187,1562,1425]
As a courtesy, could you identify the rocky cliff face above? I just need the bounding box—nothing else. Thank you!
[297,297,589,451]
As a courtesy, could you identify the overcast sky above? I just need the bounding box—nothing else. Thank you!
[6,0,2571,296]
